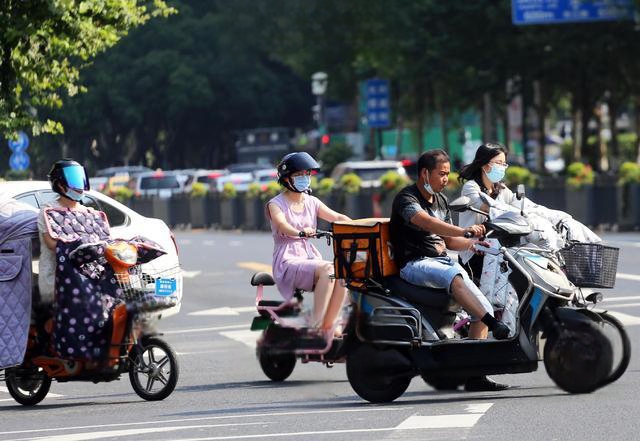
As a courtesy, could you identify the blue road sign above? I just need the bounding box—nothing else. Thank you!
[9,151,30,171]
[366,78,391,128]
[7,131,29,152]
[512,0,634,25]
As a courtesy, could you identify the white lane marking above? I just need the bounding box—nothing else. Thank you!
[178,239,193,245]
[606,311,640,326]
[618,273,640,282]
[25,423,263,441]
[189,307,255,316]
[606,302,640,308]
[220,330,259,348]
[603,296,640,302]
[0,386,63,398]
[164,324,247,335]
[229,240,243,247]
[465,402,494,413]
[0,406,414,436]
[182,270,201,278]
[176,350,227,356]
[203,240,216,246]
[396,414,483,429]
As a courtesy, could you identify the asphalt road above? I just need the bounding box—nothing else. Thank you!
[1,230,639,441]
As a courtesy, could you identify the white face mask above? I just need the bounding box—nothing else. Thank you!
[423,171,436,195]
[64,188,84,201]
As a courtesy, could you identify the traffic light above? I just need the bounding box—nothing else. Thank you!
[321,134,330,145]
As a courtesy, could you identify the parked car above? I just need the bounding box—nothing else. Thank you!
[128,171,184,198]
[89,176,108,193]
[213,172,254,193]
[226,163,272,174]
[190,169,229,192]
[95,165,152,178]
[252,168,279,188]
[330,160,407,188]
[103,175,131,196]
[0,181,182,318]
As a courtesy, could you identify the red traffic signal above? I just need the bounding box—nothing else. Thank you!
[321,134,330,145]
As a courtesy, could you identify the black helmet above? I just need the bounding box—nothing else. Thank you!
[277,152,320,192]
[48,159,89,199]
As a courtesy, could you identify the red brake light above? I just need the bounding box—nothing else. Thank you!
[401,159,412,167]
[208,172,223,178]
[152,170,164,178]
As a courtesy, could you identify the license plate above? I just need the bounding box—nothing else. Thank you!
[155,278,177,296]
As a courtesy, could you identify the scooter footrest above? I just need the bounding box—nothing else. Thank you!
[257,301,298,317]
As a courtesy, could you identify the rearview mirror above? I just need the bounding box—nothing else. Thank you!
[449,196,471,213]
[516,184,525,201]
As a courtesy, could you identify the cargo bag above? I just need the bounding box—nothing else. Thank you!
[332,218,398,281]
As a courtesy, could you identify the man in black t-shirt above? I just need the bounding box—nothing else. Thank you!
[390,149,510,391]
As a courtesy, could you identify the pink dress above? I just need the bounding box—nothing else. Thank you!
[267,193,324,301]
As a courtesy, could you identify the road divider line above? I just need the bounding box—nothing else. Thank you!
[237,262,272,274]
[0,406,414,436]
[220,330,259,348]
[618,273,640,282]
[24,422,265,441]
[606,302,640,309]
[602,296,640,302]
[189,307,255,316]
[0,386,63,398]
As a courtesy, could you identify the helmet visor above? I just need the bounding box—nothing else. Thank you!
[62,165,89,191]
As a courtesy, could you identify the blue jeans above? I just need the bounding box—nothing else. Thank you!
[400,256,493,320]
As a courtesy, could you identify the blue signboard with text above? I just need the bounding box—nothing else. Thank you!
[512,0,634,25]
[366,78,391,129]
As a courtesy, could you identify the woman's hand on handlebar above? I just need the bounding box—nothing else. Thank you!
[298,227,316,238]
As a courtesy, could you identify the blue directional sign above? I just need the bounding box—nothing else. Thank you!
[512,0,634,25]
[7,131,29,152]
[366,78,391,129]
[9,151,30,171]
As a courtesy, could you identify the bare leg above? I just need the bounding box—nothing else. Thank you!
[321,279,348,333]
[311,262,334,327]
[450,275,489,339]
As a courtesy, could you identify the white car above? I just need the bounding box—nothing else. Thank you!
[0,181,182,318]
[330,160,408,188]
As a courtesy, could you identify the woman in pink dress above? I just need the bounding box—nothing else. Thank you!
[267,152,351,335]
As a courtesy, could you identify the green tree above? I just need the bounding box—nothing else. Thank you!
[0,0,175,138]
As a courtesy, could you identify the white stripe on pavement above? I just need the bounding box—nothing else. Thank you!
[164,324,247,335]
[618,273,640,282]
[606,311,640,326]
[220,330,259,348]
[0,386,63,398]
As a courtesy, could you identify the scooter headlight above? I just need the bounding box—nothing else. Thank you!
[105,242,138,266]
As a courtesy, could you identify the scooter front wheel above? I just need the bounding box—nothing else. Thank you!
[346,343,412,403]
[129,336,179,401]
[597,312,631,386]
[544,319,612,394]
[5,366,51,406]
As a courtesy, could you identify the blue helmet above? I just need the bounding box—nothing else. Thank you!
[48,159,89,200]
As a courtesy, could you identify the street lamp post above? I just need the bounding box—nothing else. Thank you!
[311,72,328,151]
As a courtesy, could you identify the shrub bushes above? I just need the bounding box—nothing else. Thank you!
[339,172,362,194]
[566,162,594,189]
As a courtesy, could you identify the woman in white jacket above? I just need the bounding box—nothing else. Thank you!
[457,143,515,281]
[457,142,600,283]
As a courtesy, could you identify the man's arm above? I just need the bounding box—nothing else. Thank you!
[409,210,483,238]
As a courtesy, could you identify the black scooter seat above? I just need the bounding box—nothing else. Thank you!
[251,272,275,286]
[382,276,451,309]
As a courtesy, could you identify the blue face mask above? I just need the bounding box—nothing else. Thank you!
[64,188,84,202]
[485,164,506,183]
[292,175,311,192]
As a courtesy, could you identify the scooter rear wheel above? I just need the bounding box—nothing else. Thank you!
[544,319,613,394]
[346,343,412,403]
[5,366,51,406]
[129,336,179,401]
[258,349,296,382]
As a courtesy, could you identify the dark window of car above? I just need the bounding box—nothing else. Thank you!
[15,193,39,209]
[140,176,180,190]
[93,198,127,227]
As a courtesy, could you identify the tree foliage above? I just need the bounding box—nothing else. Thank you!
[0,0,175,138]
